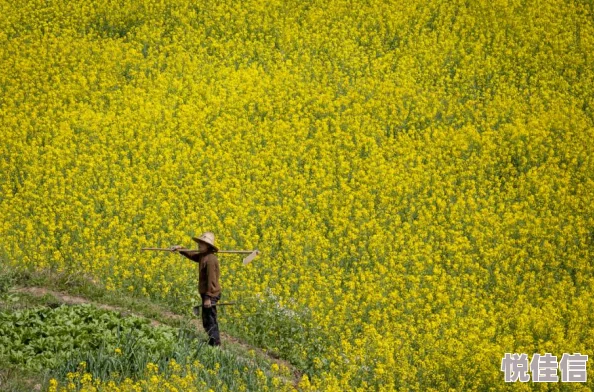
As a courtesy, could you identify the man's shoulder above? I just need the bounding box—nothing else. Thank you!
[204,253,219,263]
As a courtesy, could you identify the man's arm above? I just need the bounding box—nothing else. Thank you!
[179,250,200,262]
[172,246,201,262]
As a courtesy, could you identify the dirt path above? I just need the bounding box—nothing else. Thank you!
[13,286,302,386]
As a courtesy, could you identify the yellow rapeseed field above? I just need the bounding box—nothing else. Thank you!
[1,0,593,390]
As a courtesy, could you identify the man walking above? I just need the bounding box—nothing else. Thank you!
[173,231,222,346]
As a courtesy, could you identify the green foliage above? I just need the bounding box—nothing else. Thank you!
[0,263,17,296]
[0,299,293,390]
[0,304,192,374]
[237,292,326,376]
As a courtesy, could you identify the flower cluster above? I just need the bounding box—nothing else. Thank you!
[48,360,292,392]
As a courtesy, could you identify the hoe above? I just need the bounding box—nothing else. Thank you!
[141,246,260,312]
[141,246,261,265]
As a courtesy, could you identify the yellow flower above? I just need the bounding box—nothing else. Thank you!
[48,379,58,392]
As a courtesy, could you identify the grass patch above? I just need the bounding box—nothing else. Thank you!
[0,264,297,391]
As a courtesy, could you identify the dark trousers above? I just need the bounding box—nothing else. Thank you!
[200,293,221,346]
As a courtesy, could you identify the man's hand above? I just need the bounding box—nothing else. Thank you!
[170,245,184,252]
[203,297,212,308]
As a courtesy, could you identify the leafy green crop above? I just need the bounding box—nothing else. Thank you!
[0,303,196,374]
[0,302,292,390]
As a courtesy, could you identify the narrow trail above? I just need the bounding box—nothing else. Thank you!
[12,286,303,386]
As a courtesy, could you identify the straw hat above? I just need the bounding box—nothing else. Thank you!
[192,231,218,252]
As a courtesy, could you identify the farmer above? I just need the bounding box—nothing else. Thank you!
[172,231,222,346]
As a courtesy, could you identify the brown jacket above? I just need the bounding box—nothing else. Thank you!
[179,250,221,298]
